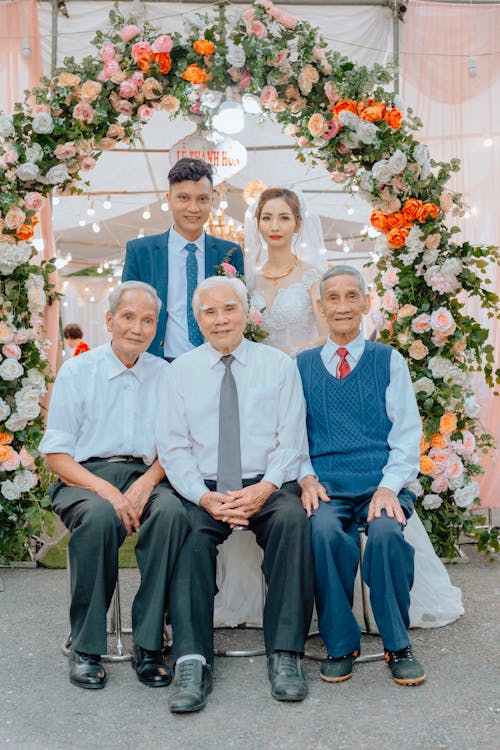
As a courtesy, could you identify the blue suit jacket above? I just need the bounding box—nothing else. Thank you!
[122,230,244,357]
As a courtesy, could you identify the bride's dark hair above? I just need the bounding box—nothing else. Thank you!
[255,188,302,224]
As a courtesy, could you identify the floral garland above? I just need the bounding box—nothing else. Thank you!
[0,1,498,560]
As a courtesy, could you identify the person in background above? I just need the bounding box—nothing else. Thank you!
[63,323,90,356]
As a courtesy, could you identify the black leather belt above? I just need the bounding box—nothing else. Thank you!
[85,456,142,463]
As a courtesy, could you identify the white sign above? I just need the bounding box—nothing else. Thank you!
[170,134,247,185]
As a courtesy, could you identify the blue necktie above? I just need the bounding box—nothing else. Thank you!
[185,243,204,346]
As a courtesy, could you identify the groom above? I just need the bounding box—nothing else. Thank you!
[122,158,244,359]
[298,265,426,686]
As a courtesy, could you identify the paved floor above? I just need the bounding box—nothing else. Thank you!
[0,548,499,750]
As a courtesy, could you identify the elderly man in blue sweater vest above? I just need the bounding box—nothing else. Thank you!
[297,265,426,686]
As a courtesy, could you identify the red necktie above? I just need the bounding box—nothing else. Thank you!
[336,347,351,379]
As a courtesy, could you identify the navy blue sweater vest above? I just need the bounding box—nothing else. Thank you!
[297,341,392,497]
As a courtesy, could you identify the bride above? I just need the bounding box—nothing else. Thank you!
[214,187,463,631]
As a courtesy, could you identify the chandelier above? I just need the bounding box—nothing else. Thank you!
[205,183,244,246]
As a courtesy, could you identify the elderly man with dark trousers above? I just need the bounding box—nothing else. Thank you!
[156,276,315,713]
[39,281,189,690]
[298,265,426,687]
[122,158,244,359]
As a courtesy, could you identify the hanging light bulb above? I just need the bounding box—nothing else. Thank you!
[103,195,112,210]
[142,205,151,220]
[137,227,145,238]
[161,200,169,212]
[78,217,86,227]
[336,234,343,246]
[219,198,228,210]
[92,222,101,233]
[483,137,493,148]
[212,88,245,135]
[87,201,96,217]
[52,194,60,206]
[347,207,355,216]
[97,266,103,274]
[103,261,110,269]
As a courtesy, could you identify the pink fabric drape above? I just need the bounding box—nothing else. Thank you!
[0,0,59,375]
[402,2,500,507]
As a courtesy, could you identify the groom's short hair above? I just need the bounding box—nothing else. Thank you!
[168,158,213,186]
[319,265,366,298]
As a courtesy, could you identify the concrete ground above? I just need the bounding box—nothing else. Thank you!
[0,547,499,750]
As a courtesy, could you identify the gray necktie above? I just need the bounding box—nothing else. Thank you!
[216,355,242,495]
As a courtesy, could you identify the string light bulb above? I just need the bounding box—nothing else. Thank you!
[142,205,151,220]
[103,195,112,210]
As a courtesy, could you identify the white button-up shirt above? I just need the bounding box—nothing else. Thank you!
[156,338,310,504]
[39,343,168,465]
[164,227,205,359]
[300,332,421,495]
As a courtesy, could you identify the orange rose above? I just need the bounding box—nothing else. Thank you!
[420,435,430,454]
[57,72,81,87]
[136,54,152,74]
[420,456,435,476]
[0,432,13,445]
[409,340,428,360]
[308,113,326,138]
[193,39,215,56]
[333,99,357,117]
[15,223,35,241]
[384,108,402,129]
[402,198,422,223]
[439,412,457,435]
[356,98,373,115]
[359,103,386,122]
[430,433,447,449]
[153,52,172,75]
[385,211,406,230]
[387,227,409,248]
[0,445,12,463]
[416,202,439,223]
[181,64,208,84]
[370,209,387,233]
[79,80,102,103]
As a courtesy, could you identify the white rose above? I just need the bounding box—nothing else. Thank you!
[1,480,21,501]
[413,143,430,166]
[15,386,41,419]
[428,355,453,380]
[27,285,46,312]
[444,367,468,388]
[441,257,463,276]
[419,161,431,181]
[200,89,223,109]
[405,224,424,250]
[358,169,374,192]
[356,120,377,145]
[0,357,24,381]
[43,164,69,185]
[463,395,481,419]
[454,481,480,509]
[5,412,27,431]
[226,42,246,67]
[25,143,44,163]
[0,397,11,420]
[0,253,20,275]
[422,247,439,267]
[13,242,33,265]
[341,131,359,150]
[422,493,443,510]
[23,368,47,393]
[16,161,40,182]
[406,479,423,498]
[413,376,435,397]
[388,148,407,175]
[13,469,37,493]
[32,112,54,134]
[338,110,359,130]
[372,159,393,184]
[0,114,14,138]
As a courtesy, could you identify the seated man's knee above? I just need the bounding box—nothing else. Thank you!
[151,489,188,529]
[367,511,403,546]
[77,496,122,534]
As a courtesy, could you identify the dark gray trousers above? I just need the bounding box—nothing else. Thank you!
[51,459,189,655]
[168,480,315,666]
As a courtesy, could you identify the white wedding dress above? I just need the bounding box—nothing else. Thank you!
[214,265,464,630]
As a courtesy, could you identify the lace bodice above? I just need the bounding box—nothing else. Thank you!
[251,266,321,349]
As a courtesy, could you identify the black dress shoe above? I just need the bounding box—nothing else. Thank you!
[132,644,172,687]
[268,651,308,701]
[69,650,106,689]
[168,659,213,713]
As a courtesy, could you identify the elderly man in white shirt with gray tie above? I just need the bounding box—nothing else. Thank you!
[157,276,315,714]
[39,281,189,691]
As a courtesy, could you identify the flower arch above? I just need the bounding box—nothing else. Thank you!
[0,1,498,561]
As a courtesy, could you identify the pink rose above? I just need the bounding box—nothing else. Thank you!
[131,41,153,62]
[324,82,338,105]
[100,44,115,62]
[247,20,267,38]
[238,70,252,92]
[221,262,237,277]
[14,328,32,343]
[116,99,134,116]
[431,475,449,493]
[445,455,464,480]
[371,310,388,331]
[2,449,20,472]
[54,142,76,160]
[270,8,298,29]
[296,136,311,148]
[152,35,173,53]
[79,156,96,171]
[137,104,154,121]
[120,25,140,43]
[228,66,243,82]
[381,267,399,289]
[19,447,36,468]
[102,60,121,79]
[284,124,299,138]
[73,102,94,123]
[130,71,145,88]
[461,431,476,453]
[242,8,255,22]
[260,85,278,108]
[2,151,18,166]
[411,313,431,334]
[429,448,449,473]
[324,118,340,140]
[97,70,108,83]
[273,49,288,67]
[430,307,454,333]
[24,192,43,210]
[330,172,348,184]
[381,289,399,314]
[2,343,22,359]
[119,80,138,99]
[408,339,428,360]
[252,311,263,326]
